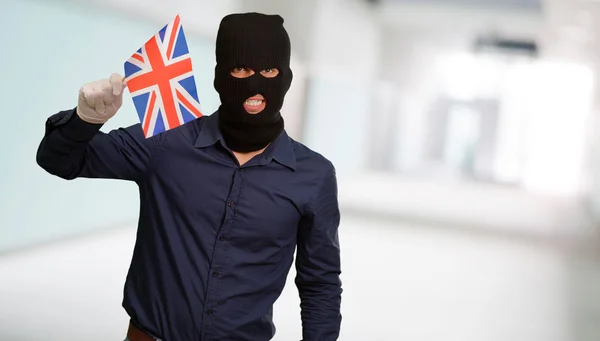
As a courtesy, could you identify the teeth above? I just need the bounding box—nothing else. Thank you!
[245,99,263,106]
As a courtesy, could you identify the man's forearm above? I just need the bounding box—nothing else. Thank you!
[36,108,103,179]
[298,281,342,341]
[296,164,342,340]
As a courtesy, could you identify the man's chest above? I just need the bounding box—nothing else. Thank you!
[145,148,312,246]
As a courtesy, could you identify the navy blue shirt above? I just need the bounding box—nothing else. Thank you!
[36,109,342,341]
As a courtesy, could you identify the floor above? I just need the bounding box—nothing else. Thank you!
[1,215,599,341]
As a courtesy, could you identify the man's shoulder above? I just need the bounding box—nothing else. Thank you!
[288,138,338,206]
[288,137,335,175]
[157,115,209,146]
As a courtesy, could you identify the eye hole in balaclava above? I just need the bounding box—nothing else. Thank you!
[230,67,280,81]
[213,13,293,153]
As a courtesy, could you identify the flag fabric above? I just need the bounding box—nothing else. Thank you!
[124,14,203,138]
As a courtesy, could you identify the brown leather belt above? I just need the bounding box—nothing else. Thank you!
[127,321,158,341]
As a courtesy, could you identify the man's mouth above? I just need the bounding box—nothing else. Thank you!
[244,95,266,113]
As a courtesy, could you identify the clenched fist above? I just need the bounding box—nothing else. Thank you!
[77,73,126,124]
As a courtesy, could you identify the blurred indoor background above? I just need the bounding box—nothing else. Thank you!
[2,0,600,340]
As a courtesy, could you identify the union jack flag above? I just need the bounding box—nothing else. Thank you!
[124,14,203,138]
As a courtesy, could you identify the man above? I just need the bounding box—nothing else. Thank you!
[36,12,342,341]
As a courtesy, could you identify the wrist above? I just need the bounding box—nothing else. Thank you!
[76,106,109,124]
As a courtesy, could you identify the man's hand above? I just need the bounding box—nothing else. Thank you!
[77,73,125,124]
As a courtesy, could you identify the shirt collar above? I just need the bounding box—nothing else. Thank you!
[194,111,223,148]
[194,111,296,170]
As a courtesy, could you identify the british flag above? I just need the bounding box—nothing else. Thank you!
[124,14,203,138]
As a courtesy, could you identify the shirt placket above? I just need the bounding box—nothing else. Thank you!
[201,167,244,340]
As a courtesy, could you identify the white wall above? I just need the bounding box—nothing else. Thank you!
[72,0,239,39]
[301,0,383,176]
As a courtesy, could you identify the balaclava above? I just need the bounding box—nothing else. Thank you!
[214,13,293,152]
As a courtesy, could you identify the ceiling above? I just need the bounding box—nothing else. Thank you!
[375,0,545,38]
[381,0,543,12]
[376,0,600,66]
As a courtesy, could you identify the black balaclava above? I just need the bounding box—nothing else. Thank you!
[214,13,293,153]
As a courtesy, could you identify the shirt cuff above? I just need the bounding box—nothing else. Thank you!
[46,107,103,142]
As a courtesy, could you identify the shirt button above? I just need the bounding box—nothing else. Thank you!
[219,235,226,241]
[227,201,234,207]
[207,309,214,315]
[212,271,221,277]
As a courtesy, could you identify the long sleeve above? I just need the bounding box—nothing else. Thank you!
[295,165,343,341]
[36,108,161,181]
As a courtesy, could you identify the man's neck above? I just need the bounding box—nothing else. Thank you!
[232,144,269,166]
